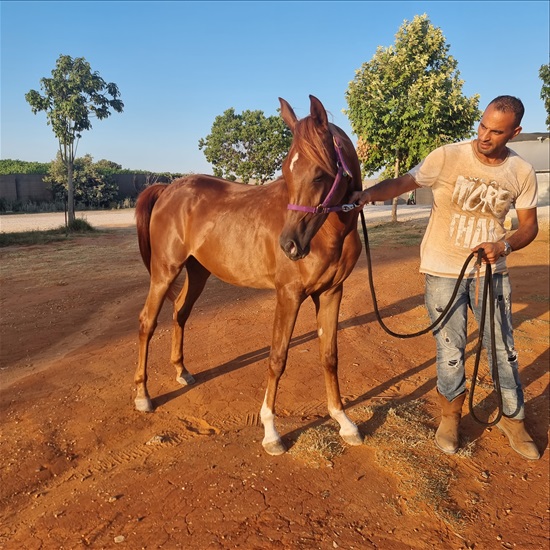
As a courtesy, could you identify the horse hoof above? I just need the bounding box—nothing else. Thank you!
[176,373,196,386]
[341,432,364,446]
[135,396,154,412]
[263,440,287,456]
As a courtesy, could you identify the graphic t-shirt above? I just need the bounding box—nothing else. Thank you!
[408,141,538,278]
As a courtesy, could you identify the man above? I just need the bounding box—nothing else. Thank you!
[352,96,540,460]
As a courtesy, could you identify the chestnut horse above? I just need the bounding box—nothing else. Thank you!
[134,95,363,455]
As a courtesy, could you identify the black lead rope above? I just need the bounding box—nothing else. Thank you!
[359,209,503,426]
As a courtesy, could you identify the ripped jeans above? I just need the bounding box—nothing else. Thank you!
[425,273,524,419]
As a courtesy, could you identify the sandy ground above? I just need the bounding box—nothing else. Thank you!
[0,205,437,233]
[0,209,548,549]
[1,204,547,233]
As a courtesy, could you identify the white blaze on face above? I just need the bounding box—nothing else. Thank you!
[290,152,300,172]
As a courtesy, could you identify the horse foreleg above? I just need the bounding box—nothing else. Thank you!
[313,287,363,446]
[171,259,211,386]
[261,291,303,456]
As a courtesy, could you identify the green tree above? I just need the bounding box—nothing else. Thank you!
[0,159,51,174]
[198,108,292,184]
[94,159,123,175]
[25,54,123,226]
[540,64,550,129]
[345,14,480,221]
[45,153,119,209]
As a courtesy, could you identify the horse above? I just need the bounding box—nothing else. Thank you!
[134,95,364,455]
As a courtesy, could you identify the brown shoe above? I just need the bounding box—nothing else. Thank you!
[435,391,466,454]
[497,416,540,460]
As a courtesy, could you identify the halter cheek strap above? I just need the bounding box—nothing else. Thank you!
[287,135,359,214]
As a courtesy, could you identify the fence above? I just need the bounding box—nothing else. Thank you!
[0,173,163,203]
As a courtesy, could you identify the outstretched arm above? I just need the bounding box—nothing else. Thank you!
[350,174,420,206]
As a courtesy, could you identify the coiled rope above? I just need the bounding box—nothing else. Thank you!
[359,209,503,426]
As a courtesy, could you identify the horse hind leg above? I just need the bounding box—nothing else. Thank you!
[135,277,175,412]
[171,258,211,386]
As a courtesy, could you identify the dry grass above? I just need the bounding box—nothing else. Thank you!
[289,425,347,468]
[291,400,476,527]
[350,399,475,527]
[361,219,429,248]
[0,227,139,285]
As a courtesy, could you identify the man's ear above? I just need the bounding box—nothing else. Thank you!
[512,125,522,139]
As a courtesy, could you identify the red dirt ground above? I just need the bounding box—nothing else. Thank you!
[0,220,548,549]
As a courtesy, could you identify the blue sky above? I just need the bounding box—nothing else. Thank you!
[1,1,548,174]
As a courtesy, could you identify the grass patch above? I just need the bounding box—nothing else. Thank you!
[289,425,347,468]
[360,219,428,248]
[350,399,475,528]
[0,219,98,247]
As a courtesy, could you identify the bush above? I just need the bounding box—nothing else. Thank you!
[67,218,96,232]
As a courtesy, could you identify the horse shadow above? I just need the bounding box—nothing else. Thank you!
[151,262,549,456]
[151,293,424,409]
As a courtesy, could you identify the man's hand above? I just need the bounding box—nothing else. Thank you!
[471,241,505,264]
[349,190,371,207]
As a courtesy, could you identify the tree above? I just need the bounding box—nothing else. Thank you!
[25,54,123,226]
[198,108,292,184]
[540,64,550,129]
[345,14,480,221]
[0,159,51,175]
[45,153,118,209]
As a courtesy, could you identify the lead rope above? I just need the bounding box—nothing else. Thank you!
[359,209,503,426]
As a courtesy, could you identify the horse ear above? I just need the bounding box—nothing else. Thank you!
[309,95,329,130]
[279,97,297,133]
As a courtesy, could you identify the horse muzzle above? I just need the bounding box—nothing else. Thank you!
[280,237,310,261]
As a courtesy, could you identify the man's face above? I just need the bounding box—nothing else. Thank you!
[476,104,521,159]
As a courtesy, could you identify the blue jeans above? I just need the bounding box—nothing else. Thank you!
[425,273,524,419]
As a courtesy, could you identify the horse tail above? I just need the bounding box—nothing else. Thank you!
[135,184,169,273]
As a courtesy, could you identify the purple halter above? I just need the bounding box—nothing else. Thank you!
[287,135,358,214]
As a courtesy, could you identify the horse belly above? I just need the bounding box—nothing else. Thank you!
[193,234,278,290]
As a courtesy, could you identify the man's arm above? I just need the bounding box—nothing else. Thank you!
[350,174,420,206]
[471,207,539,263]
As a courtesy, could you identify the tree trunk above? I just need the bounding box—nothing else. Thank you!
[391,154,400,223]
[67,161,75,226]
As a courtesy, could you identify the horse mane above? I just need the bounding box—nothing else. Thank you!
[292,115,337,178]
[292,115,362,192]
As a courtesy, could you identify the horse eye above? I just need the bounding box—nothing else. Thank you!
[313,176,324,183]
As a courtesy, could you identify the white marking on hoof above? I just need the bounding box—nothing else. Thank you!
[263,439,287,456]
[176,373,195,386]
[135,396,154,412]
[260,395,285,455]
[341,431,364,446]
[330,408,363,446]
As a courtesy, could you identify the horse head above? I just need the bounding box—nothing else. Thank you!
[278,95,362,261]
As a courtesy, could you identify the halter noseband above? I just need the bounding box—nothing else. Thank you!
[287,135,359,214]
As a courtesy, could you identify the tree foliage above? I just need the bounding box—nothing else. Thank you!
[540,64,550,129]
[45,153,119,208]
[0,159,51,175]
[345,14,480,184]
[25,54,123,225]
[198,108,292,184]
